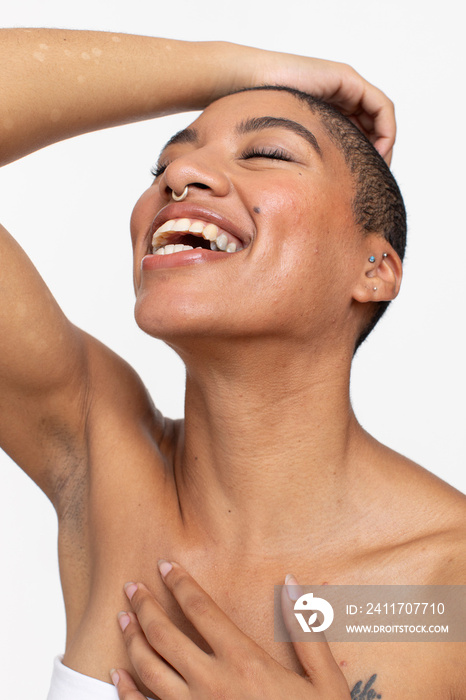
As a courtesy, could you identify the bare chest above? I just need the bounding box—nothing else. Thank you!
[189,574,458,700]
[58,449,463,700]
[62,520,459,700]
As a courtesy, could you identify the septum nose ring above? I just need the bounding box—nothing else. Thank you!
[171,185,189,202]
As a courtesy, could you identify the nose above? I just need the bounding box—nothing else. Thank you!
[159,147,231,201]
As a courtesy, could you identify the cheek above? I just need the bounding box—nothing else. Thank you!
[247,184,357,328]
[256,182,336,268]
[130,187,154,248]
[130,188,157,293]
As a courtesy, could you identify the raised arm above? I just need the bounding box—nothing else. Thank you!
[0,29,396,499]
[0,29,395,166]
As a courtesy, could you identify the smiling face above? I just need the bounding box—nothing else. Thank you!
[130,90,369,353]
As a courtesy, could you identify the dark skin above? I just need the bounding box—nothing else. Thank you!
[110,563,382,699]
[1,30,465,700]
[106,92,465,699]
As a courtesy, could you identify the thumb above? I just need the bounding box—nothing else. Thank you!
[110,668,147,699]
[281,575,348,691]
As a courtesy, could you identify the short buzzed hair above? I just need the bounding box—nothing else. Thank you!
[234,85,407,350]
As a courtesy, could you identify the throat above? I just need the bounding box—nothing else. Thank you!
[173,361,360,550]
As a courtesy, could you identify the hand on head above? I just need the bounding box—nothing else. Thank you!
[236,49,395,165]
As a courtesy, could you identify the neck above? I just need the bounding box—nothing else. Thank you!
[173,338,366,555]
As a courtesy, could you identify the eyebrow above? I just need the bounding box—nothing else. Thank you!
[158,115,322,161]
[159,127,198,155]
[237,116,322,157]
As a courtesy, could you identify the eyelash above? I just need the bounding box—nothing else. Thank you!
[150,147,293,179]
[151,162,168,179]
[240,147,293,163]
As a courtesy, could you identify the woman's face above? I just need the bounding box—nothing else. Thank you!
[130,90,364,349]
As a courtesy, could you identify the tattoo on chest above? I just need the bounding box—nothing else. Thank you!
[350,673,382,699]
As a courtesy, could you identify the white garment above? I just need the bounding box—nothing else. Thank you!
[46,656,120,700]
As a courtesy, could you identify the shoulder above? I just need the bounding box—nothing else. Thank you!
[373,440,465,529]
[359,439,466,583]
[393,451,466,582]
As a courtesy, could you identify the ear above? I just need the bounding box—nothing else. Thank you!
[352,237,403,304]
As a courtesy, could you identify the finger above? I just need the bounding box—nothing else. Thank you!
[339,94,395,163]
[324,66,396,162]
[124,582,207,681]
[382,146,393,167]
[117,610,189,700]
[347,111,394,167]
[357,89,395,162]
[111,668,147,700]
[281,575,349,693]
[157,560,246,655]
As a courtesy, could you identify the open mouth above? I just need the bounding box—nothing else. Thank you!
[150,218,245,256]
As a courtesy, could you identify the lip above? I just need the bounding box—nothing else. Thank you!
[147,202,252,252]
[141,247,236,271]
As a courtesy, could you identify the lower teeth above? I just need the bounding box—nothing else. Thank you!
[153,244,194,256]
[152,239,238,256]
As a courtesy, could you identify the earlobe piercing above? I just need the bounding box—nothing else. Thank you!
[172,185,189,202]
[373,287,378,291]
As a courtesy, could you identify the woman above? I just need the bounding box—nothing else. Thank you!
[1,29,464,700]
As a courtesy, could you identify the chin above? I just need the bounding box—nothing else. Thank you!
[134,293,221,344]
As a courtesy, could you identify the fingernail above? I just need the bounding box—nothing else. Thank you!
[117,611,131,631]
[124,582,138,600]
[158,559,173,577]
[285,574,302,602]
[110,669,119,686]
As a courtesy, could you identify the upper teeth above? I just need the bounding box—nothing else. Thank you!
[151,218,241,256]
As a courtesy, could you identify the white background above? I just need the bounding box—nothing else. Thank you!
[0,0,464,697]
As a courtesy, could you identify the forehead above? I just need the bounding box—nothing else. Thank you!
[202,89,320,126]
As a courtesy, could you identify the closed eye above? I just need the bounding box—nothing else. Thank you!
[240,147,293,162]
[151,161,169,179]
[151,147,293,179]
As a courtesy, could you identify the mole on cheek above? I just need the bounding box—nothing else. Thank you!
[253,207,261,214]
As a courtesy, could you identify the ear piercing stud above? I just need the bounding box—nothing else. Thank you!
[172,185,189,202]
[369,253,388,263]
[369,254,387,292]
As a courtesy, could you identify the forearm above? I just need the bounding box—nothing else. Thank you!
[0,29,246,166]
[0,28,396,167]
